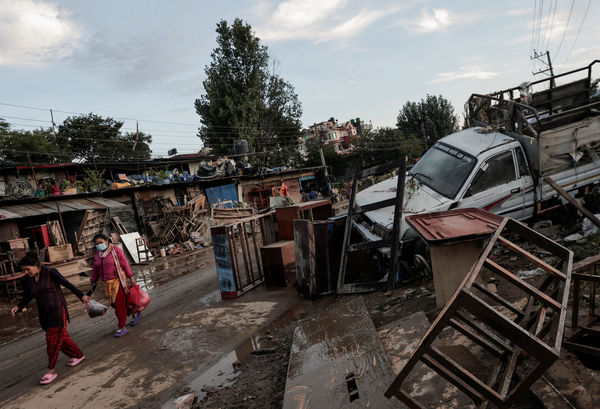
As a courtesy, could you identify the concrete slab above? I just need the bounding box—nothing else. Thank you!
[283,297,398,409]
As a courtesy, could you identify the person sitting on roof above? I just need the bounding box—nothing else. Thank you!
[309,188,317,200]
[33,183,46,199]
[50,181,61,197]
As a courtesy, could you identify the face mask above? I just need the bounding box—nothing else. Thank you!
[96,243,107,251]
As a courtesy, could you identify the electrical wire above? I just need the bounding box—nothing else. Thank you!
[563,0,592,65]
[543,0,558,52]
[554,0,576,60]
[531,0,538,56]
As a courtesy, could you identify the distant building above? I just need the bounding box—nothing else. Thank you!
[304,117,372,155]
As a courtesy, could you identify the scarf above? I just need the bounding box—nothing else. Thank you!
[100,243,129,297]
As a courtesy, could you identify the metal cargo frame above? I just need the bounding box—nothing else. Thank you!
[385,218,573,408]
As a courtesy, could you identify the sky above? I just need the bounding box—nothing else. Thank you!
[0,0,599,157]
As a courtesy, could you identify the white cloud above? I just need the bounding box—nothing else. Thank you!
[0,0,80,65]
[430,65,502,84]
[317,9,385,42]
[416,9,452,33]
[256,0,346,41]
[255,0,408,43]
[272,0,345,29]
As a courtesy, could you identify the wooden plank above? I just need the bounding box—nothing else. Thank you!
[348,238,392,252]
[544,176,600,228]
[573,254,600,272]
[355,197,397,214]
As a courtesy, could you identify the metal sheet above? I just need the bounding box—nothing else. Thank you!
[86,197,127,208]
[406,208,503,245]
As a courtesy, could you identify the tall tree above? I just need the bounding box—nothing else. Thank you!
[354,128,426,169]
[56,113,152,162]
[0,119,70,164]
[396,95,459,147]
[195,19,303,165]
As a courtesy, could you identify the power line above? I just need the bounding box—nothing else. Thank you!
[535,0,545,53]
[0,101,307,130]
[554,0,576,60]
[543,0,558,52]
[530,0,538,56]
[563,0,592,65]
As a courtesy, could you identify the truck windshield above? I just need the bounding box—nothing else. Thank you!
[409,142,476,198]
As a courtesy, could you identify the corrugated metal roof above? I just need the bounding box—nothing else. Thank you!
[87,197,126,208]
[0,197,124,220]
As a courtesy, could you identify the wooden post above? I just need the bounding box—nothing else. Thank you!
[55,201,68,247]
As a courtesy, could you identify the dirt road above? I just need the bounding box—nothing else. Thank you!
[0,249,301,408]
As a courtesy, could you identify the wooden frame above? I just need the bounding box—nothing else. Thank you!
[210,213,275,299]
[385,218,573,408]
[337,158,406,294]
[563,254,600,356]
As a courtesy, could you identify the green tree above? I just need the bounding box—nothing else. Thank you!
[56,113,152,162]
[396,95,459,147]
[0,119,70,164]
[354,128,426,169]
[195,19,303,165]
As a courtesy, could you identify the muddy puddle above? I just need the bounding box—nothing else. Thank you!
[0,248,213,346]
[165,297,334,406]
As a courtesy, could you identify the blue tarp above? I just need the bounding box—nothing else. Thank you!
[206,183,238,208]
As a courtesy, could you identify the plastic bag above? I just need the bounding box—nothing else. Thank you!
[86,300,108,318]
[127,284,151,314]
[138,288,151,312]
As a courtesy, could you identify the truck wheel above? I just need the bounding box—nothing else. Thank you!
[413,254,432,281]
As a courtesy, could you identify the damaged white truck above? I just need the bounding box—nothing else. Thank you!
[355,60,600,278]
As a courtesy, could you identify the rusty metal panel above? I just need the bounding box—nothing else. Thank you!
[406,208,503,245]
[283,298,397,409]
[386,217,573,408]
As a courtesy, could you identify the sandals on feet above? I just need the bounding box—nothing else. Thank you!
[114,328,129,338]
[67,356,85,367]
[130,311,142,326]
[40,373,57,385]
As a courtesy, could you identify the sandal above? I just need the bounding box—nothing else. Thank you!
[114,328,129,338]
[67,356,85,367]
[130,311,142,326]
[40,373,57,385]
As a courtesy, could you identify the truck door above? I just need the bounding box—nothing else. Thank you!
[459,150,526,219]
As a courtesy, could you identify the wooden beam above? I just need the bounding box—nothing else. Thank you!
[544,177,600,228]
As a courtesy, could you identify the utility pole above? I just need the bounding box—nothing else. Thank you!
[531,50,556,88]
[27,153,38,188]
[314,122,331,195]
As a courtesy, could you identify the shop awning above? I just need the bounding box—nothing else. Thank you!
[0,197,125,221]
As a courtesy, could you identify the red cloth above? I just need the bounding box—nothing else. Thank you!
[50,185,60,196]
[112,284,128,329]
[45,308,83,369]
[91,246,133,283]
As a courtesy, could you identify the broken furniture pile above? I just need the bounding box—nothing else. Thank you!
[281,215,598,408]
[210,199,334,299]
[386,217,572,407]
[145,195,256,257]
